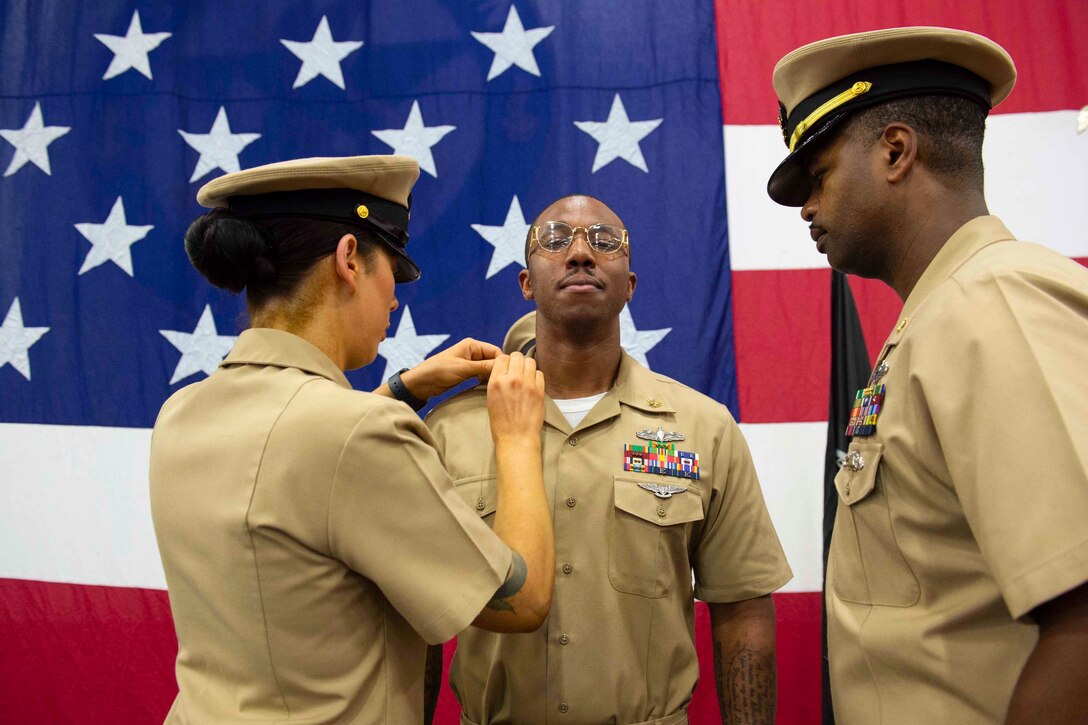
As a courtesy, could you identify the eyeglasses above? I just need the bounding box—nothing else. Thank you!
[529,221,629,257]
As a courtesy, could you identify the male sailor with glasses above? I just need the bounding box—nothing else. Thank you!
[426,194,792,725]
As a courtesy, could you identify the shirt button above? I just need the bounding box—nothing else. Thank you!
[562,562,573,574]
[559,634,570,645]
[566,497,576,508]
[475,498,486,511]
[558,703,569,714]
[568,436,578,446]
[657,505,667,517]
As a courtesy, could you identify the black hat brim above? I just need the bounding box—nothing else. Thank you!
[766,111,851,207]
[385,241,421,283]
[229,188,421,283]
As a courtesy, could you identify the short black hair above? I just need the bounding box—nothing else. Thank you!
[841,94,987,189]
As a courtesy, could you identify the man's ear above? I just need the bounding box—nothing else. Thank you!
[518,268,534,301]
[880,123,918,184]
[334,233,359,291]
[626,271,637,302]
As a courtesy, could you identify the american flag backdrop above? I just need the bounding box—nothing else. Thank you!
[1,1,1085,723]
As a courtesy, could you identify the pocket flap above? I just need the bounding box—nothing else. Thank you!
[834,441,884,506]
[613,476,704,526]
[453,474,497,517]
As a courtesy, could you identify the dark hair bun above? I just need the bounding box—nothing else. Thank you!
[183,208,276,293]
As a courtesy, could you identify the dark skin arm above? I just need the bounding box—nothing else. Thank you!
[710,595,777,725]
[1006,582,1088,724]
[423,643,443,725]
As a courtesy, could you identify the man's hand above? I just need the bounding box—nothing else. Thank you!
[375,338,501,401]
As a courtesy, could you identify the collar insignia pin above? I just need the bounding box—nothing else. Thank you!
[646,398,662,408]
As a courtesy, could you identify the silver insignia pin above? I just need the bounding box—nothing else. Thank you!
[842,450,865,471]
[635,425,685,443]
[871,360,889,384]
[638,482,688,499]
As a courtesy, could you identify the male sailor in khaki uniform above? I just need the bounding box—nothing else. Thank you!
[427,194,792,724]
[767,27,1088,724]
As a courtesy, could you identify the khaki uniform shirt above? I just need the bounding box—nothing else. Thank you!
[427,351,792,725]
[150,328,511,724]
[828,216,1088,723]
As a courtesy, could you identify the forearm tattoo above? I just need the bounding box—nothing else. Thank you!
[715,642,775,725]
[423,644,442,725]
[486,551,527,612]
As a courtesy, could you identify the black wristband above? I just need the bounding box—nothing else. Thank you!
[388,367,427,411]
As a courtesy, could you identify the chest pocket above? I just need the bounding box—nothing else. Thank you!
[609,476,704,598]
[830,441,919,607]
[453,474,497,526]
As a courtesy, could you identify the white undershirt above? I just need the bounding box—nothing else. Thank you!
[553,392,608,428]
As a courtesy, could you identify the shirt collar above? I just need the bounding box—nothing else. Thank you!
[527,345,676,432]
[888,215,1015,345]
[221,328,352,389]
[610,350,677,414]
[903,215,1014,313]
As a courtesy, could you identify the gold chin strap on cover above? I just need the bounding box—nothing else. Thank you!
[788,81,873,152]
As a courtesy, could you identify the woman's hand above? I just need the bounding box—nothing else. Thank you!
[486,352,545,444]
[384,338,501,401]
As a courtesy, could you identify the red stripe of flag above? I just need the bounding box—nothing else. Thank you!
[715,0,1088,124]
[0,578,822,725]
